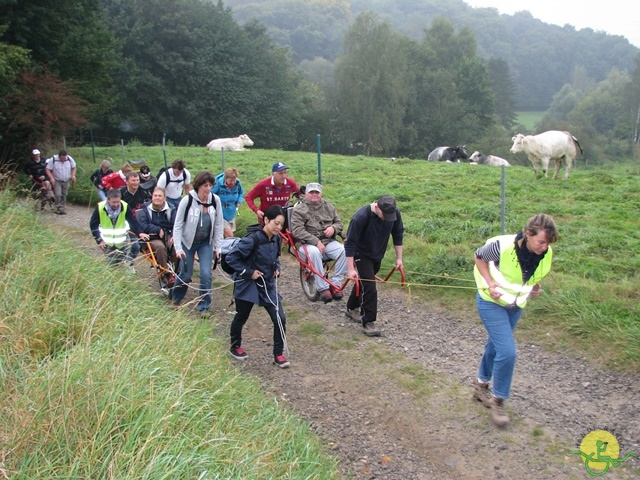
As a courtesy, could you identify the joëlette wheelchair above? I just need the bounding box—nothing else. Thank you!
[135,210,178,297]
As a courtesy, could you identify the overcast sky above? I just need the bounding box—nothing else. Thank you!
[465,1,639,48]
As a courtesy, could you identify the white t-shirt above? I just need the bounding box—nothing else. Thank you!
[157,168,191,199]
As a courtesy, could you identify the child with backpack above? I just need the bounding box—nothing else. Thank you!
[226,205,290,368]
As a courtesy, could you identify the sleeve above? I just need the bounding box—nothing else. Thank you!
[90,169,99,186]
[139,208,160,235]
[331,204,344,235]
[344,208,367,257]
[125,205,141,235]
[237,181,244,205]
[225,236,258,279]
[290,204,317,245]
[184,169,191,186]
[172,196,188,252]
[244,182,261,213]
[89,207,102,243]
[475,240,501,262]
[156,172,167,189]
[213,195,224,252]
[102,173,115,189]
[46,158,54,171]
[391,210,404,246]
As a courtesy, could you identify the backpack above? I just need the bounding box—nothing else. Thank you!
[219,226,281,275]
[158,167,186,185]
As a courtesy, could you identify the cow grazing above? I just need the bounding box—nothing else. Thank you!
[206,134,254,151]
[427,145,470,162]
[510,130,582,180]
[468,151,511,167]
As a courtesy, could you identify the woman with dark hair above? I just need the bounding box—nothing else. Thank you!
[472,213,558,427]
[226,205,290,368]
[171,171,223,315]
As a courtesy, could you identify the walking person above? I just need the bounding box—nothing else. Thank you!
[24,148,54,208]
[226,205,290,368]
[472,213,558,427]
[344,195,404,336]
[157,159,192,210]
[245,162,299,223]
[212,167,244,237]
[45,149,77,215]
[90,159,113,201]
[171,171,223,316]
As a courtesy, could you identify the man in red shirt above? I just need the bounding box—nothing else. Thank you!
[245,162,300,223]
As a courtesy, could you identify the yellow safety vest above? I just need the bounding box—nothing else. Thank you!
[474,234,552,308]
[98,201,130,247]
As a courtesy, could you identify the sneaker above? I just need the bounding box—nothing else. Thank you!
[490,396,510,427]
[362,321,381,337]
[319,289,333,303]
[473,380,492,408]
[229,345,248,361]
[345,308,362,323]
[274,354,291,368]
[330,285,343,300]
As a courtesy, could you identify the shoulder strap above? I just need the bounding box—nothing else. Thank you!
[182,195,193,224]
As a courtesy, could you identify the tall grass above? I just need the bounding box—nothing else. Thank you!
[0,190,338,478]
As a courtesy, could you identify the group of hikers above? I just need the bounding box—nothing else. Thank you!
[27,149,559,428]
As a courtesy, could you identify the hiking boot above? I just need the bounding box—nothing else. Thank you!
[330,285,343,300]
[274,354,290,368]
[362,321,381,337]
[345,308,362,323]
[319,289,333,304]
[473,380,492,408]
[230,345,248,361]
[490,396,510,427]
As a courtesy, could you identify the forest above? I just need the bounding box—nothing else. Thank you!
[1,0,639,162]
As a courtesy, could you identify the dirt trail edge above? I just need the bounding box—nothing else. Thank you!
[46,205,639,480]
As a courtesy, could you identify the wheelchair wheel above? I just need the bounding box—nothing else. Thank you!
[300,265,320,301]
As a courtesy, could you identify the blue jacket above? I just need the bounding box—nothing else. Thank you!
[212,172,244,222]
[225,230,281,306]
[138,200,175,236]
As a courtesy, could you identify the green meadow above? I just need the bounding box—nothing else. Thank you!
[3,144,639,476]
[67,145,640,369]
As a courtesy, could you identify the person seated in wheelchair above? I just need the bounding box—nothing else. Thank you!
[289,182,347,303]
[137,186,177,285]
[24,149,54,206]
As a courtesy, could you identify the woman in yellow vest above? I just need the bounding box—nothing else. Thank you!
[472,214,558,427]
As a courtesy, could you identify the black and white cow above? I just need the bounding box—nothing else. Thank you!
[427,145,470,162]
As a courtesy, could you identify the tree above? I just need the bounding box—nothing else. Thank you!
[333,13,413,155]
[5,69,89,146]
[0,32,31,129]
[487,58,517,129]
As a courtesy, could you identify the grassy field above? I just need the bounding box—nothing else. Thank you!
[515,111,545,131]
[0,190,339,478]
[42,144,639,371]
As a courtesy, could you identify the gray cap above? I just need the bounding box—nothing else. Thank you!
[306,182,322,193]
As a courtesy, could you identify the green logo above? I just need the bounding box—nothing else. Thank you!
[569,430,637,476]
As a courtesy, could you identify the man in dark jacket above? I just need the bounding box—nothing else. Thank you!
[24,149,54,207]
[344,195,404,336]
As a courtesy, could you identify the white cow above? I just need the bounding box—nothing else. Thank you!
[510,130,582,180]
[206,134,254,151]
[468,151,510,167]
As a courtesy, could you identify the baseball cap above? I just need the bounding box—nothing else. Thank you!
[306,182,322,193]
[272,162,288,173]
[377,195,397,221]
[32,149,41,155]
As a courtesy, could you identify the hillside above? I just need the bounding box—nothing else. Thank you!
[223,0,639,110]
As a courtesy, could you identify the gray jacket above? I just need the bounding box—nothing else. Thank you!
[173,190,224,253]
[290,197,343,246]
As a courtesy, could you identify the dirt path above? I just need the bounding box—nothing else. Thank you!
[44,204,639,479]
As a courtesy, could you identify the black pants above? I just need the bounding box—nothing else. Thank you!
[347,255,381,324]
[230,298,287,356]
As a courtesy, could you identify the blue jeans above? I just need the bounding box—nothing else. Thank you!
[476,293,524,400]
[96,188,107,201]
[167,197,181,211]
[172,240,213,312]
